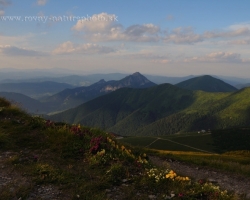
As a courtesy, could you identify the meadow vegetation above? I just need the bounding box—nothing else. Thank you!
[0,97,244,199]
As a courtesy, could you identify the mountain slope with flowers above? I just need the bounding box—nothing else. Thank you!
[0,97,241,199]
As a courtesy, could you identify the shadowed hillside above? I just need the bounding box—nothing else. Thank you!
[175,75,238,92]
[43,72,156,112]
[50,85,250,136]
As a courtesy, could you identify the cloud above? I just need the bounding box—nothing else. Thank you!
[229,39,250,45]
[164,27,203,44]
[0,34,33,46]
[37,0,47,6]
[0,45,48,57]
[72,13,160,42]
[163,23,250,45]
[126,52,171,64]
[52,41,116,55]
[72,13,250,45]
[203,27,250,38]
[166,15,175,21]
[72,13,117,32]
[126,52,167,59]
[0,0,11,15]
[151,59,171,64]
[184,52,245,63]
[0,9,4,16]
[0,0,11,6]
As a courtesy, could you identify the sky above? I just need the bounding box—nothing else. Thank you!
[0,0,250,77]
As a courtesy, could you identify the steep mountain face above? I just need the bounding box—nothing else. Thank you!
[49,84,250,136]
[43,72,156,112]
[175,75,238,92]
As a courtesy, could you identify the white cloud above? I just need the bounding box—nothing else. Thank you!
[0,45,48,57]
[52,41,116,55]
[184,52,245,63]
[162,23,250,45]
[203,27,250,39]
[72,13,250,45]
[72,13,117,32]
[164,27,203,44]
[37,0,47,6]
[72,13,160,42]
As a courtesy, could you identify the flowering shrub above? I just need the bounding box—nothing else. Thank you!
[37,122,233,199]
[146,168,170,182]
[45,120,54,127]
[90,136,103,154]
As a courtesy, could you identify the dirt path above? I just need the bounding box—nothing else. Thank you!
[149,156,250,199]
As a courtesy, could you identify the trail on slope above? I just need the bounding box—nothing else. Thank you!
[145,136,214,154]
[149,156,250,198]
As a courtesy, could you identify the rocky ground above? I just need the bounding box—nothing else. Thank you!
[0,151,70,200]
[1,151,250,200]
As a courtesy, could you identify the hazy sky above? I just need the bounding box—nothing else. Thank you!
[0,0,250,77]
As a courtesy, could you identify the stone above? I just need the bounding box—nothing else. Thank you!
[208,178,217,183]
[148,195,157,199]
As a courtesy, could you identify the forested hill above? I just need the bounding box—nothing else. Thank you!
[175,75,238,92]
[49,84,250,135]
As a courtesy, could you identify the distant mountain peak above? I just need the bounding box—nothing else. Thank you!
[132,72,142,76]
[90,79,106,86]
[176,75,237,92]
[97,79,106,83]
[119,72,156,88]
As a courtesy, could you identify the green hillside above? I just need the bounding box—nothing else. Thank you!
[175,75,238,92]
[50,84,250,136]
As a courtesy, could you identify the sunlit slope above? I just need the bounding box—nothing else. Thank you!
[134,88,250,135]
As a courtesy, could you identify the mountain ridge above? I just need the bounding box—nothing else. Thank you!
[175,75,238,92]
[43,72,156,112]
[49,85,250,136]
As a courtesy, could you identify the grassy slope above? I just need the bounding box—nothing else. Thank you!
[1,97,240,200]
[122,128,250,153]
[51,84,195,131]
